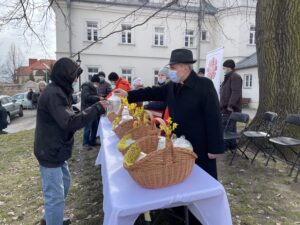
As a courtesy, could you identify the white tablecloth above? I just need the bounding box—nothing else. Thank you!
[96,117,233,225]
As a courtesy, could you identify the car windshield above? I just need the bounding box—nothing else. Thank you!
[13,94,24,100]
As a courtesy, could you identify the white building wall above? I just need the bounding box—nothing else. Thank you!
[54,0,259,106]
[237,67,259,109]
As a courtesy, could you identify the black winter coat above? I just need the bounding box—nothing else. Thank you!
[128,71,224,179]
[0,104,8,130]
[81,82,100,110]
[34,58,105,168]
[220,71,242,113]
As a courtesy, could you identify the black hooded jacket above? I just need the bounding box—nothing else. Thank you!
[34,58,105,167]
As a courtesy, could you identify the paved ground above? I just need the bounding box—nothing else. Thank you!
[4,110,36,133]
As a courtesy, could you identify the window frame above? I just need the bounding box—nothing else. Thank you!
[201,29,208,41]
[121,24,134,44]
[86,66,101,81]
[243,74,253,88]
[120,67,134,84]
[249,25,256,45]
[86,20,99,42]
[153,26,166,47]
[184,29,195,48]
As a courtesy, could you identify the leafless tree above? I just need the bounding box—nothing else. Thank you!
[4,43,25,83]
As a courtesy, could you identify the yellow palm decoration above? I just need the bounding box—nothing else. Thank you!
[159,117,178,139]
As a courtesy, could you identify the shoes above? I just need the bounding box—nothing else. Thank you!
[0,130,8,134]
[40,218,71,225]
[83,144,93,151]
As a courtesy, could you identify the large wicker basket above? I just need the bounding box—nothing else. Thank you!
[124,138,198,189]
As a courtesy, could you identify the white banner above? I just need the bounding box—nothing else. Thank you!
[205,47,224,96]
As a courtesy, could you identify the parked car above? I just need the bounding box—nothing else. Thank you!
[12,92,33,109]
[0,95,23,124]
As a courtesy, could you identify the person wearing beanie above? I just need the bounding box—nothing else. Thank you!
[96,71,112,98]
[106,72,131,99]
[81,74,102,149]
[220,59,242,150]
[34,57,106,225]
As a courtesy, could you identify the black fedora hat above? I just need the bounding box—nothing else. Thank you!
[169,48,197,65]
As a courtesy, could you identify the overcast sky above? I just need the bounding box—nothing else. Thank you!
[0,17,56,67]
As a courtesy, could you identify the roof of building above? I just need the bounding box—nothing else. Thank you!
[16,59,56,76]
[236,52,257,70]
[70,0,217,14]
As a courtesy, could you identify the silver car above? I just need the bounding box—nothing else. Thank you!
[0,95,23,124]
[12,92,33,109]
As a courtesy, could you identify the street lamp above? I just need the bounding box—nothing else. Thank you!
[76,52,82,88]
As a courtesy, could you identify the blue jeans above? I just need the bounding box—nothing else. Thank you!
[40,162,71,225]
[83,118,99,146]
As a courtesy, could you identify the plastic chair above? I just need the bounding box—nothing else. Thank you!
[267,114,300,181]
[223,112,250,165]
[242,112,278,164]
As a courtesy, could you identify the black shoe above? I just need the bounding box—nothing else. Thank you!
[40,218,71,225]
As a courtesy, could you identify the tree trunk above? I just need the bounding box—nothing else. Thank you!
[254,0,300,131]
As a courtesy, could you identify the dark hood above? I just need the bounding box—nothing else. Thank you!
[50,57,82,95]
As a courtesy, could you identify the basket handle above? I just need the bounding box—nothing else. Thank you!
[150,117,166,129]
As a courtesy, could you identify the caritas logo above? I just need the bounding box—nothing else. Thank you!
[207,57,217,80]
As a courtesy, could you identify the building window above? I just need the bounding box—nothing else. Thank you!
[249,25,256,45]
[87,67,99,80]
[201,30,208,41]
[185,29,195,48]
[154,69,159,85]
[154,27,166,46]
[244,74,253,88]
[87,21,98,41]
[121,68,133,84]
[121,24,133,44]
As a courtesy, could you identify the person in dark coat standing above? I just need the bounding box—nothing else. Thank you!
[0,101,8,134]
[114,49,224,178]
[34,58,106,225]
[96,71,112,99]
[220,59,242,150]
[81,75,102,150]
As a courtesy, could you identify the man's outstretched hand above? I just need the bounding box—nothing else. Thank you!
[113,89,128,97]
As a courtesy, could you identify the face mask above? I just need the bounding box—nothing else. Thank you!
[168,69,180,83]
[99,77,105,83]
[110,82,116,89]
[224,69,231,75]
[158,77,166,84]
[93,84,98,88]
[72,81,77,89]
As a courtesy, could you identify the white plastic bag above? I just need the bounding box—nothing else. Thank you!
[107,93,121,113]
[173,136,193,151]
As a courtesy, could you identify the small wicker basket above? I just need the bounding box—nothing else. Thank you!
[119,135,159,155]
[113,119,135,139]
[124,139,197,189]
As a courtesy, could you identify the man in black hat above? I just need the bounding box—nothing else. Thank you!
[114,48,224,224]
[81,74,103,150]
[34,58,106,225]
[220,59,242,150]
[115,48,224,178]
[198,67,205,77]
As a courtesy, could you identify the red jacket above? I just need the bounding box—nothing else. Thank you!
[106,78,131,99]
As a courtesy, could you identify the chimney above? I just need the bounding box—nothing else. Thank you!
[29,58,38,66]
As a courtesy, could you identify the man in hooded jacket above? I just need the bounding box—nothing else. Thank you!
[34,57,106,225]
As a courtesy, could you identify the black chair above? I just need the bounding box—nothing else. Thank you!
[223,112,250,165]
[242,112,278,164]
[267,114,300,181]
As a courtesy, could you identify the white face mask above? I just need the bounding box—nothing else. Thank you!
[158,77,166,84]
[72,81,77,89]
[110,82,116,89]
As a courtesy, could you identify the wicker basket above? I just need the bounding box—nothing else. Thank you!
[113,119,135,139]
[107,112,118,122]
[124,139,197,189]
[126,116,163,140]
[119,135,159,155]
